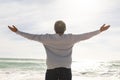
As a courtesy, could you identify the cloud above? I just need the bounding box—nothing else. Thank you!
[0,0,55,5]
[0,35,46,58]
[0,0,120,60]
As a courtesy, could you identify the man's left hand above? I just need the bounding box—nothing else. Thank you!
[100,24,110,32]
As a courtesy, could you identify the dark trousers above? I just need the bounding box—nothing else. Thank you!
[45,67,72,80]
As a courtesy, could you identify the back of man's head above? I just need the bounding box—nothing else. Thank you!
[54,20,66,34]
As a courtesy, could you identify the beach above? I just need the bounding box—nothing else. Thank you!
[0,70,119,80]
[0,58,119,80]
[0,71,119,80]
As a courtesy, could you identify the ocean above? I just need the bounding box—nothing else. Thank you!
[0,58,120,80]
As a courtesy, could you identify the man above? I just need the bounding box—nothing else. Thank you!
[8,20,110,80]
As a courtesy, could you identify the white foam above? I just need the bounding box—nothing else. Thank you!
[0,69,119,80]
[0,69,45,80]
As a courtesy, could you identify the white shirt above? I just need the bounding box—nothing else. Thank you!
[16,30,101,69]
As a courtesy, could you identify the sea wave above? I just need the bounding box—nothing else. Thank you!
[0,58,119,80]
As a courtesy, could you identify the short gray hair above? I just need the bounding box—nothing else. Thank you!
[54,20,66,34]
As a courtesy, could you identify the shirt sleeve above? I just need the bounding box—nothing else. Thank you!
[15,30,44,42]
[72,30,101,43]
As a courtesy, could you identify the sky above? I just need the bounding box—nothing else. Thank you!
[0,0,120,61]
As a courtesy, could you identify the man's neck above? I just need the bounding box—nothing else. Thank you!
[57,33,64,36]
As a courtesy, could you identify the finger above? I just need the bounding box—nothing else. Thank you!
[102,24,106,27]
[105,25,110,28]
[107,25,110,27]
[13,25,18,30]
[8,26,14,31]
[12,25,16,28]
[107,25,110,29]
[8,26,11,28]
[8,26,12,29]
[102,24,106,26]
[104,24,110,29]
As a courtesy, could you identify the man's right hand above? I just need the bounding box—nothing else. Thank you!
[8,25,18,32]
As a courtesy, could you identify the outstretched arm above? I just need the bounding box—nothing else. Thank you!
[8,25,41,41]
[72,24,110,43]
